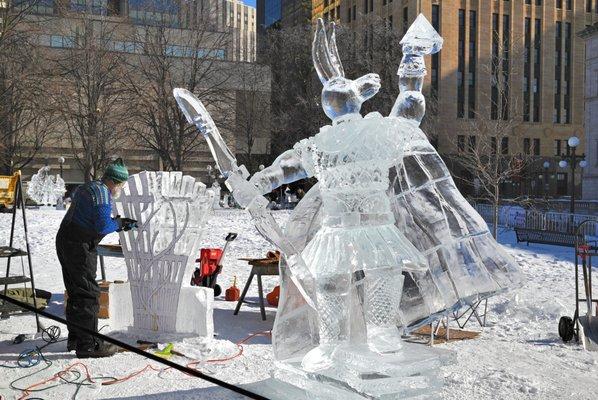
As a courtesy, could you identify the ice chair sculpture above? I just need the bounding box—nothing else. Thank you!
[113,171,214,334]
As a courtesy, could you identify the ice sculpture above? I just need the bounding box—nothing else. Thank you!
[112,171,214,334]
[273,15,521,333]
[174,16,463,399]
[27,166,66,206]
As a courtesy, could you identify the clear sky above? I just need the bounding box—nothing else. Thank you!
[243,0,256,8]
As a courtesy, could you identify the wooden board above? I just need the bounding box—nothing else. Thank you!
[411,325,480,344]
[238,257,279,266]
[98,244,123,253]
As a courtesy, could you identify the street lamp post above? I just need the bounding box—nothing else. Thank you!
[558,136,586,231]
[542,161,550,199]
[58,156,65,178]
[206,165,215,186]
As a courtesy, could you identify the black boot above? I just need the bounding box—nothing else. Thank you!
[76,340,118,358]
[67,336,78,352]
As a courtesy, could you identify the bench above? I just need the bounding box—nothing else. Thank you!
[514,227,588,248]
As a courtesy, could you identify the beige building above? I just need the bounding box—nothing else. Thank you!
[339,0,595,198]
[218,0,257,62]
[580,23,598,200]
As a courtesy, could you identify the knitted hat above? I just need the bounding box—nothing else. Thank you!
[103,158,129,183]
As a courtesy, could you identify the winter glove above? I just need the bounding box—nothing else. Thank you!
[115,216,138,232]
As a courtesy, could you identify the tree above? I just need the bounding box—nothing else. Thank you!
[448,37,530,238]
[51,16,130,182]
[0,1,54,174]
[235,62,271,172]
[125,21,232,172]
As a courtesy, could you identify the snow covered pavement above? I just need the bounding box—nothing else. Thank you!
[0,209,597,399]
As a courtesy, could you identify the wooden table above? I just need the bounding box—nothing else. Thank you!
[97,244,124,281]
[234,258,280,321]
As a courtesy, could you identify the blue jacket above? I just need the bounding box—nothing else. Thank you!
[62,180,119,237]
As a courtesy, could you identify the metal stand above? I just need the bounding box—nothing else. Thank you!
[0,171,41,332]
[453,298,488,329]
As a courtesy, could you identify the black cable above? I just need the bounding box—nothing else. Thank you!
[0,292,270,400]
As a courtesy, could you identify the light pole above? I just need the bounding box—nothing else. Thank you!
[558,136,587,230]
[206,165,213,186]
[58,156,65,178]
[542,161,550,199]
[558,136,583,215]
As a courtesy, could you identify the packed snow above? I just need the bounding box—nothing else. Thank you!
[0,208,597,399]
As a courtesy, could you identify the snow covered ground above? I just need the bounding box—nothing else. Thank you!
[0,208,597,399]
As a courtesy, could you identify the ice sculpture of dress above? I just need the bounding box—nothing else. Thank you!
[113,171,214,334]
[273,15,521,347]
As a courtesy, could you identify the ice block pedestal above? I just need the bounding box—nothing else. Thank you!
[250,343,453,400]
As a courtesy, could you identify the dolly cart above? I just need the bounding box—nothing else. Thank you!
[558,220,598,350]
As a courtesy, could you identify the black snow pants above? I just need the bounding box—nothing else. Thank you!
[56,223,102,350]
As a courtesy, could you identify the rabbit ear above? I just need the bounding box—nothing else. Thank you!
[326,22,345,78]
[312,19,337,83]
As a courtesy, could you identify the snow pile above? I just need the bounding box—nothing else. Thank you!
[0,209,597,399]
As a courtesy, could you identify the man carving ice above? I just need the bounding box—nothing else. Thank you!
[56,158,137,358]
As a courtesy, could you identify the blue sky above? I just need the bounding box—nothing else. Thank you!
[243,0,256,7]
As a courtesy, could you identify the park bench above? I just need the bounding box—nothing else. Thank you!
[514,227,593,248]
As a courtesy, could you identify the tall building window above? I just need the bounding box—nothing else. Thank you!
[457,135,466,152]
[557,0,563,8]
[501,14,510,120]
[364,0,368,14]
[468,135,477,152]
[587,0,593,12]
[431,4,440,97]
[564,22,572,123]
[533,138,541,155]
[468,10,477,118]
[523,18,531,121]
[491,13,500,120]
[524,138,531,154]
[457,9,466,118]
[555,21,562,123]
[491,137,498,154]
[566,0,572,10]
[533,18,542,122]
[403,7,408,34]
[536,0,542,5]
[501,137,509,154]
[554,139,562,156]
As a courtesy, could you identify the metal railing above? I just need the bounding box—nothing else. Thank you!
[474,204,598,236]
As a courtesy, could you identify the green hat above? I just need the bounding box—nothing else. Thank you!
[103,158,129,183]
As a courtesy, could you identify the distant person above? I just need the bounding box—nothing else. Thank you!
[55,159,137,358]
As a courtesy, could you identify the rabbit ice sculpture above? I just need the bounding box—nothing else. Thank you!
[313,20,381,122]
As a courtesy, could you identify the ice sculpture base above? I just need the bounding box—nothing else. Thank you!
[109,282,214,339]
[258,342,452,399]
